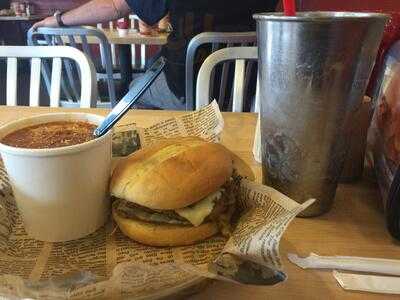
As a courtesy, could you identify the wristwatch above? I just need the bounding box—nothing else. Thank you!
[54,10,66,27]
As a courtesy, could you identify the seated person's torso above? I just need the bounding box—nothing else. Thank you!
[163,0,279,98]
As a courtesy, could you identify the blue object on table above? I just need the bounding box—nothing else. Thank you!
[94,56,166,138]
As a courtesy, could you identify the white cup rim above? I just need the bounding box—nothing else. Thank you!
[0,112,112,157]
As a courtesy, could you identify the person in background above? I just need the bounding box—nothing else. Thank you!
[33,0,278,110]
[138,14,169,35]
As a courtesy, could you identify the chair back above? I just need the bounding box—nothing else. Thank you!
[196,46,262,162]
[186,32,257,110]
[0,45,97,108]
[97,15,147,72]
[196,46,258,112]
[97,21,118,68]
[28,26,116,107]
[129,14,147,71]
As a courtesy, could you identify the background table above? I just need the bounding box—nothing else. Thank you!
[96,29,168,95]
[98,29,168,45]
[61,29,169,95]
[0,106,399,300]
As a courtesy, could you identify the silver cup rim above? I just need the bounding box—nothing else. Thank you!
[253,11,389,22]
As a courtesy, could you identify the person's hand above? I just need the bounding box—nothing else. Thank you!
[158,14,171,33]
[32,16,58,30]
[138,20,157,36]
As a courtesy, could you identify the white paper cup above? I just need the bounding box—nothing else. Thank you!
[0,113,112,242]
[117,28,129,37]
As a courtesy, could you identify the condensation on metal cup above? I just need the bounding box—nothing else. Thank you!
[254,12,387,217]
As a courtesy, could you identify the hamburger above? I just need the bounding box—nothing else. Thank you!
[110,137,236,246]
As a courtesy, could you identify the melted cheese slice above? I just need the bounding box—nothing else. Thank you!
[175,190,222,226]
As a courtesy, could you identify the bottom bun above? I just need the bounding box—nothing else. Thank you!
[113,205,219,246]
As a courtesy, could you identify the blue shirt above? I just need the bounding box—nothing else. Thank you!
[125,0,167,26]
[124,0,278,98]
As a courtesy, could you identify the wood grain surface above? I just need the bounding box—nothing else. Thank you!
[0,106,398,300]
[60,29,169,45]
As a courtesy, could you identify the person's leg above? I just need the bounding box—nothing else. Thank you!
[131,70,186,110]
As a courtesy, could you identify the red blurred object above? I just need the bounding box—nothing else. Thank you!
[138,20,159,36]
[297,0,400,96]
[283,0,296,16]
[117,17,129,30]
[371,12,400,94]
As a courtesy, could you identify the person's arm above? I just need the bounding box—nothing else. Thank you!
[32,0,131,29]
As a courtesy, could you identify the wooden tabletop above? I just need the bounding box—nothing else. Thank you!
[87,29,168,45]
[0,106,398,300]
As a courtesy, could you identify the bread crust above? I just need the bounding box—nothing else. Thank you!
[110,137,233,210]
[112,203,219,246]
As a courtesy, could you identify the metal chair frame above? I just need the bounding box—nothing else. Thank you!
[185,31,257,110]
[28,26,116,107]
[1,45,97,108]
[196,46,258,111]
[195,46,261,161]
[97,15,147,72]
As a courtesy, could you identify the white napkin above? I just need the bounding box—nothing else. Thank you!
[333,271,400,295]
[288,253,400,295]
[288,253,400,276]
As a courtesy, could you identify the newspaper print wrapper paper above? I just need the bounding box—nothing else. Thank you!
[0,101,313,299]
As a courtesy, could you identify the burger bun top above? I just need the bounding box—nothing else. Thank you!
[110,137,233,210]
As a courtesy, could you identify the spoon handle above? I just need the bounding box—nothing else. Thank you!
[94,57,166,137]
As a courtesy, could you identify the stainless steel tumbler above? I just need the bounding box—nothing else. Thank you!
[254,12,387,216]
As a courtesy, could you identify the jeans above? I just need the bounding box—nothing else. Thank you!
[131,70,186,111]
